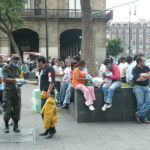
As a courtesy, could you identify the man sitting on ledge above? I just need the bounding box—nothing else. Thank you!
[132,55,150,124]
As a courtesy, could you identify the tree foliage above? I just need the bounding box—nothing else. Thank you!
[106,38,124,57]
[0,0,24,55]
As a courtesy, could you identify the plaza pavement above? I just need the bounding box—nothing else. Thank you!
[0,84,150,150]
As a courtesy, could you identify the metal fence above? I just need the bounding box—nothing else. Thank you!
[20,9,113,21]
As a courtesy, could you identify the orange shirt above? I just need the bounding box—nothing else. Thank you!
[72,68,87,87]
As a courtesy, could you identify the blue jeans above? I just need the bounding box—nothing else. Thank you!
[102,81,122,104]
[63,83,72,104]
[60,82,70,102]
[133,85,150,121]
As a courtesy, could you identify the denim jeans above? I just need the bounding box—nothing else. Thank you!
[133,85,150,121]
[60,81,70,102]
[54,81,61,102]
[102,81,122,104]
[63,83,72,105]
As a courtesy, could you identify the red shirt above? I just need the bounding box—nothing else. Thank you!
[108,65,121,80]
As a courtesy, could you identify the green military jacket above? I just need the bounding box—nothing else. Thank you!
[2,64,21,91]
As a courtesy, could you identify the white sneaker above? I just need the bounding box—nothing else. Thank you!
[102,104,107,111]
[89,105,95,111]
[85,101,90,106]
[106,104,112,109]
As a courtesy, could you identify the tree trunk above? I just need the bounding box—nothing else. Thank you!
[8,32,20,56]
[80,0,98,77]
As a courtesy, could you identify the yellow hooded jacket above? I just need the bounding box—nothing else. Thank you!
[40,97,58,130]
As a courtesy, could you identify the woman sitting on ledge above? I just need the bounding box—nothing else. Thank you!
[72,60,96,111]
[102,57,122,111]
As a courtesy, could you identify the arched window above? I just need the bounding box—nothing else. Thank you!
[69,0,81,10]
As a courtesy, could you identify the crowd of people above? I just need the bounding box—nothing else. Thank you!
[49,54,150,123]
[0,53,150,139]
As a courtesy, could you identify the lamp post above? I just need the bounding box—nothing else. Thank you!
[45,0,49,62]
[129,5,132,56]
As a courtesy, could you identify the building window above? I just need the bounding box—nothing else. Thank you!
[69,0,81,10]
[139,35,143,38]
[132,35,136,40]
[139,40,143,45]
[139,29,143,33]
[119,29,122,34]
[132,40,136,45]
[146,40,150,44]
[146,45,149,49]
[132,49,136,54]
[126,34,129,39]
[23,0,32,9]
[132,29,136,34]
[146,28,150,33]
[123,24,128,27]
[34,0,41,9]
[126,29,129,34]
[112,30,115,35]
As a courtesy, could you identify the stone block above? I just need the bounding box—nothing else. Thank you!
[69,88,150,122]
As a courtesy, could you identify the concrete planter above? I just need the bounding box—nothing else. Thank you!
[69,88,150,123]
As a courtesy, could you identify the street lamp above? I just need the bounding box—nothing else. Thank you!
[128,5,132,56]
[45,0,49,62]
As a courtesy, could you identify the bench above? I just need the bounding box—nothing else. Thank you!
[69,88,150,123]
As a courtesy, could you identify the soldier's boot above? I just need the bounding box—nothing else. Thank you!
[4,120,9,133]
[13,120,20,133]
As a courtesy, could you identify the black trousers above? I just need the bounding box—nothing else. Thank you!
[121,77,126,83]
[0,90,3,104]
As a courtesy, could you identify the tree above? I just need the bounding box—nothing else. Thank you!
[80,0,98,77]
[0,0,24,55]
[106,38,124,57]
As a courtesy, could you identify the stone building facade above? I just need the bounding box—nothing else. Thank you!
[0,0,112,61]
[107,21,150,57]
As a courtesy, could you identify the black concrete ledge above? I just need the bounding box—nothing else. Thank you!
[69,88,150,123]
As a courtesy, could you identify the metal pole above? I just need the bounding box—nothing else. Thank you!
[75,0,76,17]
[129,5,132,56]
[45,0,49,62]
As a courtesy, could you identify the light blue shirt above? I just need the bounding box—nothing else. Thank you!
[0,68,4,90]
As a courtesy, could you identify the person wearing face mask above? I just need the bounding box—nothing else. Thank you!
[72,60,96,111]
[2,54,26,133]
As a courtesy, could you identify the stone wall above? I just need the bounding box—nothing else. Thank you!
[69,88,150,123]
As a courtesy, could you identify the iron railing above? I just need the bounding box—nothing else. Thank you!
[20,9,113,21]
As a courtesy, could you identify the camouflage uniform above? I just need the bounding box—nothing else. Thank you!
[2,62,21,121]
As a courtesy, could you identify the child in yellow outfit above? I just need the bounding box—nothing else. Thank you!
[40,91,58,139]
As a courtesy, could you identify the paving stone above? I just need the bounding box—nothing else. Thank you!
[0,129,34,143]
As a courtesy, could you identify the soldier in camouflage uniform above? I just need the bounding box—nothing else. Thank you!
[2,54,24,133]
